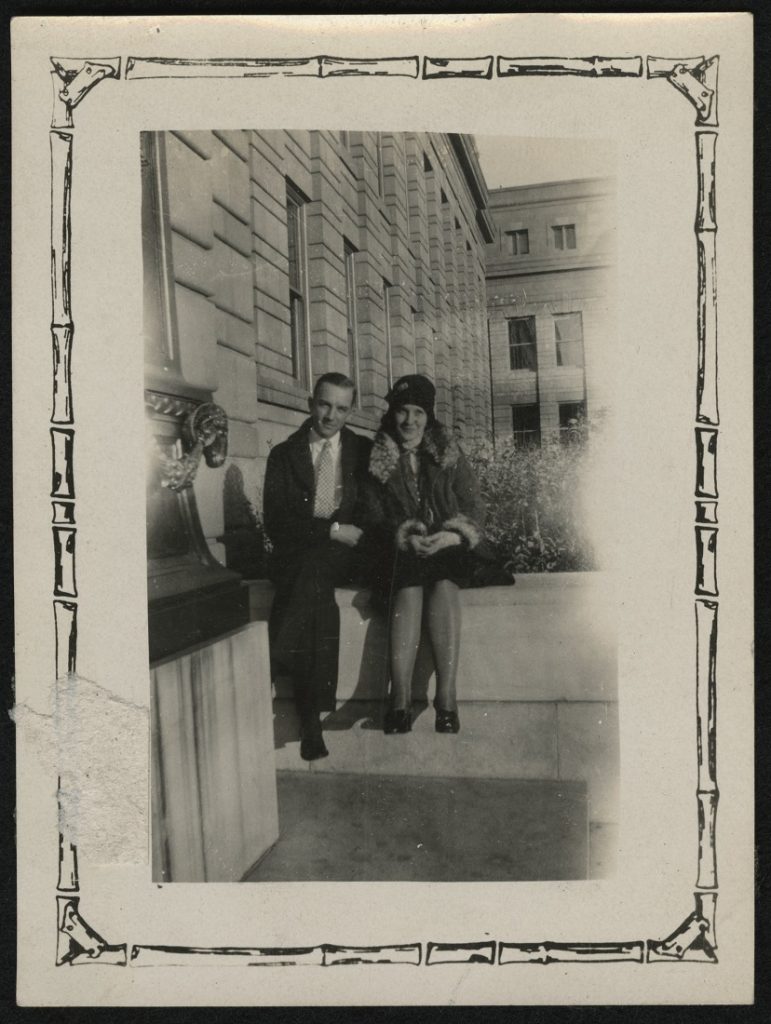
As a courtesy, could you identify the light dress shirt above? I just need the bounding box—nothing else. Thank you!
[309,427,344,511]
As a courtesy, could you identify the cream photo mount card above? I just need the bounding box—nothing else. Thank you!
[12,13,753,1007]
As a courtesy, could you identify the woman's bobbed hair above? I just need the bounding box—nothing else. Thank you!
[379,402,439,442]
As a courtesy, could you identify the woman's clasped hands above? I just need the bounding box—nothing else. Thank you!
[408,530,462,558]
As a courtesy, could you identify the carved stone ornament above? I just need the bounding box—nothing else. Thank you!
[154,402,229,492]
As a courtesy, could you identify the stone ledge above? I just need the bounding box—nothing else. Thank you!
[247,571,615,610]
[246,571,617,703]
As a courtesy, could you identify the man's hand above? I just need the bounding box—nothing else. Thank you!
[420,531,462,556]
[331,523,363,547]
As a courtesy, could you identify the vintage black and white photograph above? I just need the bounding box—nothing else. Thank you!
[12,12,754,1007]
[144,128,619,884]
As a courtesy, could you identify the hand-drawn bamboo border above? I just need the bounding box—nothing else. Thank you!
[47,51,721,970]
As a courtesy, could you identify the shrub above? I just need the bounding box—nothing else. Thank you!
[465,430,597,573]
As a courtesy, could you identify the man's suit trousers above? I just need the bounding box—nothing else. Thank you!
[268,542,360,717]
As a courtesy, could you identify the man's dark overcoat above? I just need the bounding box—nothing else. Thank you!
[263,419,371,713]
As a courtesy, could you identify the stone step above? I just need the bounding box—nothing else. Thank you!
[272,697,618,824]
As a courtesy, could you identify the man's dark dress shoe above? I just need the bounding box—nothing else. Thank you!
[383,708,412,734]
[435,709,460,734]
[300,721,329,761]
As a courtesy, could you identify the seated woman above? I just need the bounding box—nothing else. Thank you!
[360,374,493,736]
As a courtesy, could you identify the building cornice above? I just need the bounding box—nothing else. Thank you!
[448,133,495,243]
[488,251,614,274]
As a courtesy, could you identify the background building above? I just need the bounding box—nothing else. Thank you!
[485,178,615,444]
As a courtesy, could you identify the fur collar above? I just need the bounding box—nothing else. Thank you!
[369,423,459,484]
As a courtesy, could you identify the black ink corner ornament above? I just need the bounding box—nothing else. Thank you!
[47,49,721,972]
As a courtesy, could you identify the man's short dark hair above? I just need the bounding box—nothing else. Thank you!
[313,372,357,402]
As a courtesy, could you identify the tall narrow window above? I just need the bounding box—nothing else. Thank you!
[376,133,385,197]
[344,239,360,397]
[383,281,394,388]
[286,183,309,386]
[405,178,412,234]
[141,132,177,376]
[552,224,577,250]
[554,312,584,367]
[512,404,541,447]
[505,229,529,255]
[508,316,538,371]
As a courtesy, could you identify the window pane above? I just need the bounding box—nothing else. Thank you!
[513,318,535,346]
[556,342,584,367]
[512,404,540,446]
[554,312,582,342]
[559,402,585,443]
[559,402,585,427]
[286,185,308,385]
[383,282,393,388]
[552,225,563,250]
[286,198,300,291]
[508,317,537,371]
[565,224,576,249]
[344,242,356,326]
[507,229,529,255]
[289,292,305,369]
[554,312,583,367]
[344,240,359,394]
[376,133,385,197]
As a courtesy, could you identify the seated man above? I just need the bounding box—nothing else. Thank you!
[263,373,371,761]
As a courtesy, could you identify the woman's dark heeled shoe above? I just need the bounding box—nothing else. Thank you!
[435,709,460,734]
[384,708,412,734]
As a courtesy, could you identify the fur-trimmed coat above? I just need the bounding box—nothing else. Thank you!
[360,423,489,555]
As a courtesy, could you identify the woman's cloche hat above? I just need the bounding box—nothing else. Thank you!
[385,374,436,418]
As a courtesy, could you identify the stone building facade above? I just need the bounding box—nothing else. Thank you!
[485,178,615,444]
[143,129,494,570]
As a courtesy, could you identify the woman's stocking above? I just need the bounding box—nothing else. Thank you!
[389,586,424,708]
[427,579,461,711]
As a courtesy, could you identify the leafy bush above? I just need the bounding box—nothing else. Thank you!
[465,430,597,573]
